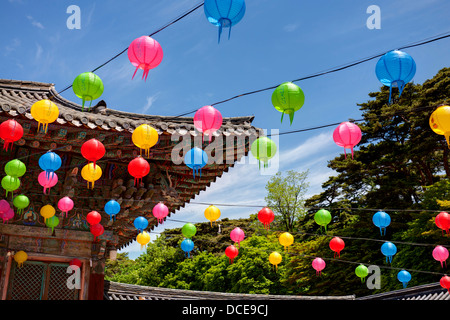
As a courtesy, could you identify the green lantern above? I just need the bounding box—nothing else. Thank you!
[355,264,369,283]
[13,194,29,215]
[271,82,305,125]
[72,72,104,111]
[4,159,26,178]
[251,136,277,169]
[314,209,332,232]
[1,175,20,197]
[46,215,59,235]
[182,223,197,239]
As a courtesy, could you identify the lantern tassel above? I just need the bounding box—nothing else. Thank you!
[132,66,139,80]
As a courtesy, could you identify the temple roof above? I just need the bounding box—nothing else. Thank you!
[0,79,263,251]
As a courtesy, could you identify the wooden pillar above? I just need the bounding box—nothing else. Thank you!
[88,240,106,300]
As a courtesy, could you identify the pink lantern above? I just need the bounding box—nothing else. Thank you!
[38,171,58,194]
[432,245,449,268]
[1,207,14,224]
[58,196,74,218]
[333,122,362,159]
[312,257,326,276]
[193,106,223,142]
[152,202,169,224]
[127,36,163,81]
[230,227,245,248]
[0,200,11,214]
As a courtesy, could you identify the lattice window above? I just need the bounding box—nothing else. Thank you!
[47,263,78,300]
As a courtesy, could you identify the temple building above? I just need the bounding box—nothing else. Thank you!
[0,79,262,300]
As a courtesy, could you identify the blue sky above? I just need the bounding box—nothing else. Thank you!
[1,0,449,259]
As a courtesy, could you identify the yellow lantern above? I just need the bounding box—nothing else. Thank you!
[81,162,102,189]
[132,124,159,157]
[30,99,59,134]
[14,250,28,268]
[204,205,221,226]
[136,231,151,250]
[279,232,294,251]
[40,204,55,223]
[269,251,282,271]
[430,105,450,147]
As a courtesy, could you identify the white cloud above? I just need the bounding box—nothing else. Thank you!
[27,15,44,29]
[35,43,43,60]
[142,93,160,114]
[283,23,299,32]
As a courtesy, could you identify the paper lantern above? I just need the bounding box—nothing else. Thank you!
[38,171,58,195]
[0,119,23,151]
[435,211,450,236]
[57,196,74,218]
[269,252,282,271]
[128,36,163,81]
[72,72,104,111]
[152,202,169,224]
[13,195,29,215]
[258,207,275,230]
[81,138,105,167]
[132,124,159,157]
[204,0,246,43]
[0,200,10,214]
[225,245,239,264]
[90,223,104,241]
[381,241,397,263]
[182,223,197,239]
[2,175,20,197]
[375,50,416,103]
[81,163,102,189]
[314,209,332,232]
[133,216,148,233]
[46,215,59,234]
[440,275,450,294]
[372,211,391,236]
[181,239,194,258]
[1,208,14,224]
[397,270,411,288]
[272,82,305,125]
[5,159,26,178]
[86,210,101,225]
[136,231,151,250]
[329,236,345,258]
[333,122,362,159]
[312,258,326,276]
[30,99,59,133]
[279,232,294,251]
[250,137,277,169]
[432,245,449,268]
[104,199,120,221]
[355,264,369,283]
[204,205,221,227]
[193,106,223,142]
[70,258,82,269]
[128,156,150,186]
[230,227,245,247]
[38,151,61,179]
[184,147,208,178]
[430,105,450,148]
[14,251,27,268]
[40,204,55,223]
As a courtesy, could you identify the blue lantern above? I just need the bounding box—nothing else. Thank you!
[181,238,194,257]
[375,50,416,103]
[133,216,148,233]
[38,151,62,179]
[372,211,391,236]
[104,199,120,221]
[184,147,208,178]
[381,241,397,263]
[397,270,411,288]
[204,0,246,43]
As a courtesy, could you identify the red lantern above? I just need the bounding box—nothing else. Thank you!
[90,223,104,241]
[128,156,150,186]
[0,119,23,151]
[435,212,450,236]
[225,245,239,264]
[81,138,105,167]
[258,207,275,230]
[440,275,450,294]
[86,210,101,225]
[329,236,345,258]
[69,258,82,269]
